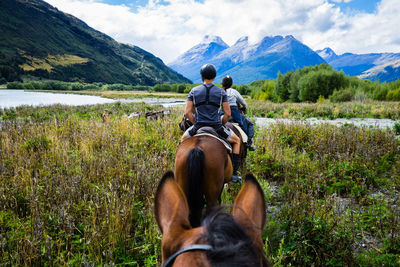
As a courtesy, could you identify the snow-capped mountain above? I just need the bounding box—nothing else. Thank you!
[316,47,338,62]
[168,35,229,81]
[169,35,325,84]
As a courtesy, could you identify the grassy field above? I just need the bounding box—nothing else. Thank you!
[0,102,399,266]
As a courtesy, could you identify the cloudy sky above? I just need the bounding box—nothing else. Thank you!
[44,0,400,63]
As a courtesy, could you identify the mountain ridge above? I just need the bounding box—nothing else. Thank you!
[169,35,325,84]
[0,0,191,85]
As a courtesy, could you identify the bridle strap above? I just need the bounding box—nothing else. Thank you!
[162,244,213,267]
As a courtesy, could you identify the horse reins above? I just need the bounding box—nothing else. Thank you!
[161,244,213,267]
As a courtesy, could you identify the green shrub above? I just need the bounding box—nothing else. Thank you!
[329,88,354,102]
[6,81,23,89]
[394,122,400,135]
[20,136,51,152]
[386,88,400,101]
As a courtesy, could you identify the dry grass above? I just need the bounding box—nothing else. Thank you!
[18,51,89,72]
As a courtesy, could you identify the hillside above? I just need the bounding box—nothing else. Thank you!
[318,48,400,81]
[0,0,191,85]
[169,35,325,84]
[358,58,400,82]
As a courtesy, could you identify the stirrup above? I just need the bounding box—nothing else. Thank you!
[231,174,242,183]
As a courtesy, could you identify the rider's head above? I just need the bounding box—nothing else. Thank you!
[200,64,217,81]
[222,75,233,89]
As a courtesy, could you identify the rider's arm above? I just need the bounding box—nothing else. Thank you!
[185,100,196,124]
[221,101,231,124]
[234,89,247,108]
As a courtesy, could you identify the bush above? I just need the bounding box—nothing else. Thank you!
[7,81,23,89]
[329,88,354,102]
[394,122,400,135]
[299,69,348,102]
[153,84,171,92]
[386,88,400,101]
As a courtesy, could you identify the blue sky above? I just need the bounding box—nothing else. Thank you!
[102,0,380,13]
[46,0,400,63]
[329,0,379,14]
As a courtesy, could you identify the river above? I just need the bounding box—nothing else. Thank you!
[0,89,186,108]
[0,89,398,129]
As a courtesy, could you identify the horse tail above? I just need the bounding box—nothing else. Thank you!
[187,147,205,224]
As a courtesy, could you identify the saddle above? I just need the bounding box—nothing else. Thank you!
[230,123,248,143]
[195,127,232,154]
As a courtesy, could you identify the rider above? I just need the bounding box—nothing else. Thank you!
[221,75,255,151]
[181,64,242,182]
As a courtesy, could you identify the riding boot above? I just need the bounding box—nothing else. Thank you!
[247,139,255,151]
[231,153,242,183]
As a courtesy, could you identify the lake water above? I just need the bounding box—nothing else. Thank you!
[0,90,114,108]
[0,90,186,108]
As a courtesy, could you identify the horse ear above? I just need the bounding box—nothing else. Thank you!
[232,173,266,248]
[154,171,191,235]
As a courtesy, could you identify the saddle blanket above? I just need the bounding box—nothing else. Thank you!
[195,127,232,154]
[230,123,248,143]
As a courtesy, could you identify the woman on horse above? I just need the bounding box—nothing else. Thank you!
[221,75,255,151]
[181,64,242,182]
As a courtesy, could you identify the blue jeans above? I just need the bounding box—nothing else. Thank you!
[221,106,254,140]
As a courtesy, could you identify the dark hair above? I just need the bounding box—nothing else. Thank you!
[222,76,233,89]
[201,209,268,266]
[200,64,217,80]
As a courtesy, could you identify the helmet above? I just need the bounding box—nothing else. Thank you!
[222,75,233,89]
[200,64,217,80]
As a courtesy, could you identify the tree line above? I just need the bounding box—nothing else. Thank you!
[5,63,400,102]
[249,64,400,102]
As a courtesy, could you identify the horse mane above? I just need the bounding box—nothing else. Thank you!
[201,208,268,267]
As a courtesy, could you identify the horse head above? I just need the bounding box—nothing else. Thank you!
[155,171,268,266]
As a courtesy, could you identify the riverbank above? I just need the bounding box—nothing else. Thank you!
[30,89,187,99]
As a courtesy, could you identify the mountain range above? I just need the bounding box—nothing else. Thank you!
[0,0,190,85]
[316,48,400,82]
[169,35,325,84]
[169,36,400,84]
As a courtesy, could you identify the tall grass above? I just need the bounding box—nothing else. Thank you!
[247,99,400,120]
[252,122,400,266]
[0,104,181,265]
[1,102,399,265]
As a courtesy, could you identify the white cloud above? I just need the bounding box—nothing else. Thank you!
[330,0,352,3]
[45,0,400,63]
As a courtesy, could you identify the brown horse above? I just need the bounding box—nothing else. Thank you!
[155,171,268,266]
[174,135,233,227]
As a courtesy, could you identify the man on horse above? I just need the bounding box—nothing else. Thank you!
[181,64,242,182]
